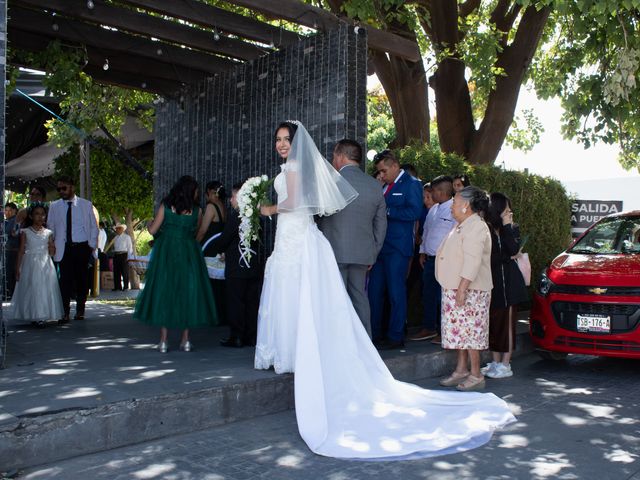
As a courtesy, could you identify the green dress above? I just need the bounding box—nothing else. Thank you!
[134,205,218,328]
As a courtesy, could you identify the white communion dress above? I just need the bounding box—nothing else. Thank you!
[254,165,516,460]
[8,227,64,324]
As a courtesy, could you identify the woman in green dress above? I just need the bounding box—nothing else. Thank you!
[134,175,218,352]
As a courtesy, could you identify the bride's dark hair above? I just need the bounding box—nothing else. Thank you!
[274,121,298,141]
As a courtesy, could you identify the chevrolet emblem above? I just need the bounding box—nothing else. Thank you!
[588,287,608,295]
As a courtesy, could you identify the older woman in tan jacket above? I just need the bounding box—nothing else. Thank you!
[435,186,492,391]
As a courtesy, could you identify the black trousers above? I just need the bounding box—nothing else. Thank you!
[225,276,262,343]
[5,249,17,299]
[113,252,129,290]
[59,242,92,317]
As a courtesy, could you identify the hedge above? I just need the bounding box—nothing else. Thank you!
[396,142,573,305]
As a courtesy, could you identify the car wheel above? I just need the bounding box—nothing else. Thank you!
[537,350,568,361]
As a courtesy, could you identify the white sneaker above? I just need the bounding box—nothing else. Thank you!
[486,363,513,379]
[480,362,498,375]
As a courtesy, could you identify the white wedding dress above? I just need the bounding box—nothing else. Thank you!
[255,166,516,459]
[8,227,64,324]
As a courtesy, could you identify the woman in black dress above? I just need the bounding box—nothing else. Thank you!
[483,192,528,379]
[196,180,227,255]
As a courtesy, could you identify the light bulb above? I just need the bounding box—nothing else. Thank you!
[103,59,109,70]
[214,31,220,41]
[87,0,94,9]
[52,23,59,31]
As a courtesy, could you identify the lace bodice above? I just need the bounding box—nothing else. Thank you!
[273,166,313,260]
[23,228,53,255]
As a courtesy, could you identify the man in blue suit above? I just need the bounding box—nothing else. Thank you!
[368,150,424,349]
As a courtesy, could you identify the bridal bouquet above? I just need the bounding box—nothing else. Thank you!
[237,175,272,266]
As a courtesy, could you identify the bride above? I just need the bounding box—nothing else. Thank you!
[255,121,515,460]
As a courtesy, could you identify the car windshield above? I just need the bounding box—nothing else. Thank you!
[570,215,640,254]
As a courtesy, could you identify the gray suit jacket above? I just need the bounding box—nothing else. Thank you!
[319,165,387,265]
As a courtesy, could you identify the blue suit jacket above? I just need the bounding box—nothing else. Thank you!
[380,171,424,257]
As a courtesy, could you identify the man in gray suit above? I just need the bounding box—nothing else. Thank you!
[319,139,387,337]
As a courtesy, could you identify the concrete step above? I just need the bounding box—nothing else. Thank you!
[0,303,533,472]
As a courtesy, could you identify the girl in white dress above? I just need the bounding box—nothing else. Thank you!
[8,203,64,327]
[254,121,515,460]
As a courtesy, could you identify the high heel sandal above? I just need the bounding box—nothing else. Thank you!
[158,341,168,353]
[179,341,192,352]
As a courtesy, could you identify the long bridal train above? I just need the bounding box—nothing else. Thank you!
[287,217,515,459]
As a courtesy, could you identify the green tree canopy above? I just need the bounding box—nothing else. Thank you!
[329,0,640,172]
[530,0,640,171]
[53,139,153,224]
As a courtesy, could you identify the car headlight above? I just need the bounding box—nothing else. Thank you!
[537,270,554,297]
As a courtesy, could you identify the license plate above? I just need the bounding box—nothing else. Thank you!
[577,314,611,333]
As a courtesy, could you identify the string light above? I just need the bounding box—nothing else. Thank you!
[103,59,109,70]
[213,30,220,41]
[87,0,94,9]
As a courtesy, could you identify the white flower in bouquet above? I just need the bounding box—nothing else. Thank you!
[237,175,274,266]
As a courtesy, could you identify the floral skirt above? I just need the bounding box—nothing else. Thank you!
[441,288,491,350]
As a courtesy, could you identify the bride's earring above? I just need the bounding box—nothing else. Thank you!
[462,207,467,214]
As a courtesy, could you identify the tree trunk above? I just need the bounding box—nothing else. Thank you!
[371,51,430,147]
[427,0,476,157]
[468,5,551,164]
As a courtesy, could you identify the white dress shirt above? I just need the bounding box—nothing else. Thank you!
[419,197,456,256]
[48,195,99,262]
[113,233,133,255]
[98,229,107,251]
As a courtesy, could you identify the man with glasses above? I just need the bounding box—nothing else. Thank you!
[47,176,98,323]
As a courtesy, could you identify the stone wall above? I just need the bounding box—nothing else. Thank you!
[153,24,367,255]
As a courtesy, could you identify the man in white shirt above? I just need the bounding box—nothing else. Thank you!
[409,175,456,343]
[112,224,133,291]
[48,176,99,323]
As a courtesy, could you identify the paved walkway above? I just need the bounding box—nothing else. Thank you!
[14,353,640,480]
[1,298,484,420]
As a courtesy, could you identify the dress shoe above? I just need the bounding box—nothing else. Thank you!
[158,341,168,353]
[58,316,70,325]
[179,341,193,352]
[220,337,243,348]
[377,339,405,350]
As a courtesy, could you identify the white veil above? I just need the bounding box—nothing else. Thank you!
[277,121,358,216]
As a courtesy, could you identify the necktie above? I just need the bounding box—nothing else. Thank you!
[66,201,73,243]
[384,182,395,197]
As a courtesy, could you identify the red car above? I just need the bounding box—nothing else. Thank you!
[530,210,640,359]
